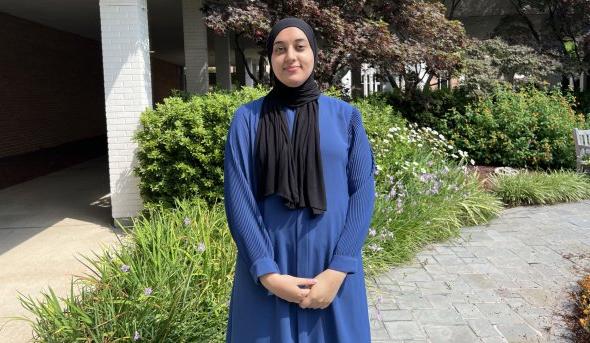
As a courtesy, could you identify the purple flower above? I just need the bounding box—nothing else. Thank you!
[419,173,434,182]
[426,180,442,195]
[387,187,397,199]
[120,264,130,273]
[144,287,152,296]
[197,242,206,253]
[133,330,141,341]
[427,160,434,167]
[368,228,377,237]
[183,217,191,226]
[388,175,395,185]
[396,198,403,213]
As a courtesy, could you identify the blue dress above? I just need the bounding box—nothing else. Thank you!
[223,94,376,343]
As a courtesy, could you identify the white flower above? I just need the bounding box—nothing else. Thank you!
[470,159,475,165]
[367,243,383,252]
[383,139,389,144]
[417,143,423,147]
[451,153,458,159]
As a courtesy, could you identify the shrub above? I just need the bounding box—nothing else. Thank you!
[134,86,269,207]
[440,85,588,170]
[369,87,471,131]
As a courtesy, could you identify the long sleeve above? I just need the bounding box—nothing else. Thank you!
[224,108,280,285]
[328,107,377,274]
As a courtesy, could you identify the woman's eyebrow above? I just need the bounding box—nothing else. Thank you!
[273,38,307,45]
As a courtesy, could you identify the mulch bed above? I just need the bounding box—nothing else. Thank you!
[466,165,498,191]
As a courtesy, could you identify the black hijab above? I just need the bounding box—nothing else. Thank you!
[254,17,327,216]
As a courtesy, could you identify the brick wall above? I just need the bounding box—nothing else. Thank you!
[152,58,183,104]
[0,12,183,159]
[0,13,106,159]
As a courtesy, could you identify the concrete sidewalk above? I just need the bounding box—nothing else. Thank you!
[0,156,122,342]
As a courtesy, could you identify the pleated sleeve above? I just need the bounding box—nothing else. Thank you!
[328,107,377,274]
[224,107,280,285]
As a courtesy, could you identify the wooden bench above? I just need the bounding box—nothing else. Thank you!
[573,128,590,173]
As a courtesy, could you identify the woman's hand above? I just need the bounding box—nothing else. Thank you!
[299,269,346,310]
[260,273,318,304]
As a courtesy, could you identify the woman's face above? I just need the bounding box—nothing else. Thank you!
[271,27,314,88]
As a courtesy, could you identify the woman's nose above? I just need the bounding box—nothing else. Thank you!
[285,46,296,61]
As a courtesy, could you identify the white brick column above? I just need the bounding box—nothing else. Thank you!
[182,0,209,94]
[351,62,362,98]
[99,0,152,224]
[245,58,255,87]
[214,33,232,90]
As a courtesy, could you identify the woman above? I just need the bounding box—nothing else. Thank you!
[223,17,376,343]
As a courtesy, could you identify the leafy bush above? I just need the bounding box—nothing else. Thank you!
[134,86,269,207]
[17,198,234,342]
[440,85,587,170]
[369,87,471,131]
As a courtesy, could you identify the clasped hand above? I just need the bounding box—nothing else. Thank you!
[260,269,346,310]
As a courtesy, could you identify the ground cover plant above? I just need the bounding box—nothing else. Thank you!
[488,170,590,207]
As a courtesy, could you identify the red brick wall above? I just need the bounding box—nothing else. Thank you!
[152,58,183,105]
[0,13,183,159]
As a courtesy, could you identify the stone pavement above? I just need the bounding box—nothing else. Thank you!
[367,200,590,343]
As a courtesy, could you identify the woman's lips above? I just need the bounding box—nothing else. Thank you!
[285,66,300,72]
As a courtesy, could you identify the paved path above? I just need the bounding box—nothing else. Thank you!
[367,200,590,342]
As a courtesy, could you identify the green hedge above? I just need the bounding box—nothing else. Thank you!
[134,86,269,207]
[439,86,587,170]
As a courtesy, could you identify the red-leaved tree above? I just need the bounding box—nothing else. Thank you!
[202,0,467,93]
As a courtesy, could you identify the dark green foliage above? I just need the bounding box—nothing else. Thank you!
[440,86,588,169]
[134,86,269,207]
